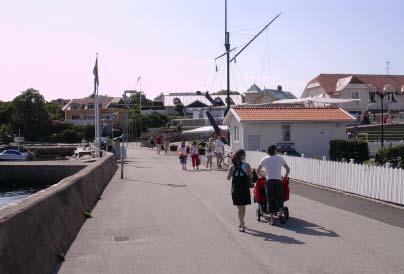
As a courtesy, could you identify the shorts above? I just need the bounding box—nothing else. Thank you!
[215,152,223,158]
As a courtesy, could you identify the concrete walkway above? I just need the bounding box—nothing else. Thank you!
[58,147,404,274]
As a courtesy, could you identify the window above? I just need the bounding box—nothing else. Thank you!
[70,104,80,110]
[282,125,291,141]
[87,104,95,110]
[72,115,80,120]
[352,91,359,99]
[234,125,240,141]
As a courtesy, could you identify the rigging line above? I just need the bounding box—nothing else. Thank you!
[209,58,223,92]
[217,58,226,92]
[231,61,238,92]
[235,62,248,91]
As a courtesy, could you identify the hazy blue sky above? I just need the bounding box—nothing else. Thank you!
[1,0,403,101]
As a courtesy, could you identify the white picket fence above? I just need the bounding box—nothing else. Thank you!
[246,151,404,205]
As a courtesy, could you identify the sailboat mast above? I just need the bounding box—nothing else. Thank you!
[225,0,231,114]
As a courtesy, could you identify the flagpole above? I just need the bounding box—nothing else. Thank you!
[94,53,100,158]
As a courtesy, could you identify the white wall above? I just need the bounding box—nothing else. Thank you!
[229,119,347,158]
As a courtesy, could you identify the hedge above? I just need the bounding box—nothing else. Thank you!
[329,140,370,163]
[376,145,404,168]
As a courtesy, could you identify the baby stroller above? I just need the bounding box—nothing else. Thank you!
[253,177,290,223]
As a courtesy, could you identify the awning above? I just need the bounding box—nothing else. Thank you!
[182,125,229,134]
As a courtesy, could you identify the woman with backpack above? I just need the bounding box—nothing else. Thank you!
[227,149,251,232]
[178,141,189,170]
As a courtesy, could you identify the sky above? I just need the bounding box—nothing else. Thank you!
[1,0,403,101]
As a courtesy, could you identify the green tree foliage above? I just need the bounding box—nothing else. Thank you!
[0,101,12,124]
[174,104,185,116]
[45,102,64,120]
[129,91,152,115]
[10,89,51,140]
[329,140,370,163]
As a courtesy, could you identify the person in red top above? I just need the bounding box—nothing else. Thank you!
[156,135,163,155]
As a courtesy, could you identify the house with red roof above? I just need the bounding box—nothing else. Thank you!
[302,74,404,119]
[224,105,356,158]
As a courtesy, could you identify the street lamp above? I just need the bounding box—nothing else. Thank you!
[368,84,397,148]
[120,90,138,179]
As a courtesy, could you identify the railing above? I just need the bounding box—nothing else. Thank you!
[246,151,404,205]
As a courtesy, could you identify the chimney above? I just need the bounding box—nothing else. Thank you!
[277,85,282,92]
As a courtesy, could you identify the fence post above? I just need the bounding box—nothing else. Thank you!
[386,162,390,168]
[301,154,305,158]
[322,156,327,161]
[350,159,354,164]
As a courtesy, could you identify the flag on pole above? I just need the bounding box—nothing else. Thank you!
[93,56,99,88]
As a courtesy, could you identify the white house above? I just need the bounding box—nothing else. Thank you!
[223,106,356,158]
[302,74,404,120]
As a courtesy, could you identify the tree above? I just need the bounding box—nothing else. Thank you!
[0,101,12,125]
[45,102,64,120]
[10,89,51,140]
[129,91,152,115]
[175,103,185,116]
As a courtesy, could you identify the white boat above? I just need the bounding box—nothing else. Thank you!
[0,150,28,161]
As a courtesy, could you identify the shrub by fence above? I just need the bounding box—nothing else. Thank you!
[247,151,404,205]
[329,140,369,163]
[377,145,404,169]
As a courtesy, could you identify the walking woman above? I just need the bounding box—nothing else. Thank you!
[178,141,189,170]
[227,149,251,232]
[190,141,200,170]
[205,138,215,170]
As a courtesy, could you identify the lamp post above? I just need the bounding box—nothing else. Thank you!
[368,85,397,148]
[120,90,138,179]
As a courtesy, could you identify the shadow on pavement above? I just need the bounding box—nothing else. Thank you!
[245,228,305,244]
[281,217,339,237]
[123,178,187,188]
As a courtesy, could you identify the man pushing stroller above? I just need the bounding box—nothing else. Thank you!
[257,145,290,226]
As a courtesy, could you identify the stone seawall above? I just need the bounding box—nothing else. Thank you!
[0,161,86,186]
[0,154,117,274]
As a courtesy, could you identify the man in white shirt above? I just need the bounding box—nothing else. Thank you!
[257,145,290,225]
[214,137,225,169]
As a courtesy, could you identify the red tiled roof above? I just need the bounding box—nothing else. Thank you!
[305,74,404,96]
[232,107,355,122]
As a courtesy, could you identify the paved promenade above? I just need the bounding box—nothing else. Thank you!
[58,147,404,274]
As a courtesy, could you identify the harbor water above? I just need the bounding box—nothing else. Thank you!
[0,185,49,208]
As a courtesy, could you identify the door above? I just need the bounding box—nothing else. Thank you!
[247,135,260,151]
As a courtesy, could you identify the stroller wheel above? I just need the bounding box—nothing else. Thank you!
[256,207,261,222]
[284,207,289,221]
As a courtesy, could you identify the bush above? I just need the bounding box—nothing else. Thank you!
[53,129,83,143]
[329,140,369,163]
[377,145,404,168]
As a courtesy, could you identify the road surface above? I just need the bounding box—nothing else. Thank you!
[58,147,404,274]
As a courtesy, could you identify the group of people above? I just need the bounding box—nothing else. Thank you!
[177,137,225,171]
[227,145,290,232]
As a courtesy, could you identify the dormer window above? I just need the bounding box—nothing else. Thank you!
[70,103,80,110]
[214,97,224,105]
[87,103,95,110]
